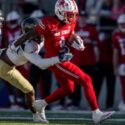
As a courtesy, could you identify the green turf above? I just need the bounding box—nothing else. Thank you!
[0,121,85,125]
[0,110,125,125]
[0,121,125,125]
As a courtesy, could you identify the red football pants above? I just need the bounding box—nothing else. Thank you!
[45,61,98,110]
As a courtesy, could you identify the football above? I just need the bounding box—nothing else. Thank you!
[67,34,85,51]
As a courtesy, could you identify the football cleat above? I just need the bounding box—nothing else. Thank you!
[92,111,115,124]
[33,99,47,113]
[33,113,49,123]
[33,99,49,123]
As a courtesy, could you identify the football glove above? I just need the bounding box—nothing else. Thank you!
[71,36,85,51]
[58,45,73,62]
[58,52,73,62]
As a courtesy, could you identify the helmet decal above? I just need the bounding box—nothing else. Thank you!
[55,0,78,24]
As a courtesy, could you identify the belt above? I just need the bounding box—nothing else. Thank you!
[0,49,15,66]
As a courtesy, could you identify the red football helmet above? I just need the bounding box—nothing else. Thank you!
[55,0,79,24]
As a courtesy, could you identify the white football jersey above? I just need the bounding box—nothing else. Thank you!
[6,40,60,69]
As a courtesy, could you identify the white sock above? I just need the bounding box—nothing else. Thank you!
[42,99,48,107]
[92,109,103,116]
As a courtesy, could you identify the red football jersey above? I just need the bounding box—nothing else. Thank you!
[112,30,125,63]
[35,16,76,57]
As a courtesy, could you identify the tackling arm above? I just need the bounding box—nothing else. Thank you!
[11,29,38,49]
[23,52,73,70]
[23,52,60,69]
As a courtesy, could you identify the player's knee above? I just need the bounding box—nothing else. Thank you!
[85,74,92,83]
[81,74,92,87]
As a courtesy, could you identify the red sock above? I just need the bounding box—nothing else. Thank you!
[45,88,67,104]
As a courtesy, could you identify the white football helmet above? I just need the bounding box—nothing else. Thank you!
[30,10,44,19]
[55,0,78,24]
[6,11,21,29]
[117,14,125,32]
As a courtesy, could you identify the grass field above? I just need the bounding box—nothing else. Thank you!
[0,109,125,125]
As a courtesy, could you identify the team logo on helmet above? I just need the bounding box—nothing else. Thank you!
[55,0,78,24]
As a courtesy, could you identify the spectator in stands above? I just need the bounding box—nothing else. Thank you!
[96,31,116,110]
[77,0,86,11]
[99,0,113,17]
[95,0,116,110]
[86,0,97,13]
[85,0,104,23]
[112,14,125,111]
[4,11,21,47]
[99,0,116,31]
[111,0,125,20]
[2,10,26,109]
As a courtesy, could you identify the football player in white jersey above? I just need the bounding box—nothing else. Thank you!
[0,17,73,123]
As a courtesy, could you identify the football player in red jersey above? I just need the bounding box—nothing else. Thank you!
[112,14,125,111]
[13,0,115,124]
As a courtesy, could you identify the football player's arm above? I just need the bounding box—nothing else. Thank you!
[23,52,73,70]
[23,52,60,69]
[13,18,47,48]
[21,40,72,69]
[10,29,38,49]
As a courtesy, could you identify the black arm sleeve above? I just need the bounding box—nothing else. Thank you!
[14,29,38,47]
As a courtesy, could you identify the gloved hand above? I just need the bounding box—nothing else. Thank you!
[58,52,73,62]
[71,36,85,51]
[58,46,73,62]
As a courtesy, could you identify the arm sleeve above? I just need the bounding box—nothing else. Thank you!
[14,29,38,47]
[22,40,60,69]
[23,52,60,69]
